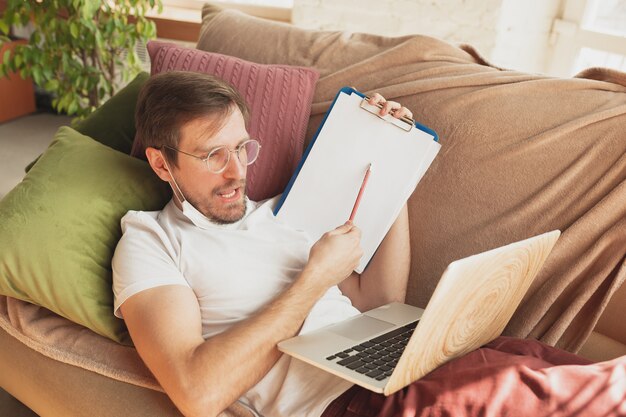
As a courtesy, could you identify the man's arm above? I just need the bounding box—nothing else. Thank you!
[120,222,362,417]
[338,203,410,311]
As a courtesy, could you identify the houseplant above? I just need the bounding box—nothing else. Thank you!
[0,0,161,117]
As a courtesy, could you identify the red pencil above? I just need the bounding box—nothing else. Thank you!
[349,163,372,222]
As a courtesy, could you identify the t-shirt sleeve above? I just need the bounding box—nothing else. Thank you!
[112,210,189,319]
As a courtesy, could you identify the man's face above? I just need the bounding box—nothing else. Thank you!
[170,108,249,224]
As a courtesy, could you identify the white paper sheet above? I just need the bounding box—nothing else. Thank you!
[276,91,440,273]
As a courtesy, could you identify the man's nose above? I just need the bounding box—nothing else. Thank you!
[222,152,246,179]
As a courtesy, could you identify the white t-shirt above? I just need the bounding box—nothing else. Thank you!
[112,196,358,417]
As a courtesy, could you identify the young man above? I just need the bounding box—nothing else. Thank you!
[114,71,626,417]
[113,71,413,417]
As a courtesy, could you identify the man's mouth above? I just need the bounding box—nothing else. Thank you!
[219,189,236,198]
[217,187,242,202]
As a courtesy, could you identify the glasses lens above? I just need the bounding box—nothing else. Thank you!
[207,147,230,173]
[239,140,260,166]
[205,140,260,173]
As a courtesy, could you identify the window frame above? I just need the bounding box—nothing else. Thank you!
[547,0,626,76]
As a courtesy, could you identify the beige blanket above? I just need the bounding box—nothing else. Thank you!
[199,5,626,352]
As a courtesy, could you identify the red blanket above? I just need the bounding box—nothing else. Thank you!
[323,337,626,417]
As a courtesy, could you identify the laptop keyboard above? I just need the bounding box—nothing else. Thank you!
[325,320,418,381]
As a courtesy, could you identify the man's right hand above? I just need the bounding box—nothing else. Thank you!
[304,222,364,289]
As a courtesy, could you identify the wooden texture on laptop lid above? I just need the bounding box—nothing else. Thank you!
[384,230,561,395]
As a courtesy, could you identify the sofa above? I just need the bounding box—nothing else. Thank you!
[0,3,624,417]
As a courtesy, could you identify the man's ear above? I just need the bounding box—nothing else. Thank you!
[145,147,173,182]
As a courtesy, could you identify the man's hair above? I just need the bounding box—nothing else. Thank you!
[135,71,250,166]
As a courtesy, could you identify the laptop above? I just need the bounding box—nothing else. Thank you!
[278,230,560,396]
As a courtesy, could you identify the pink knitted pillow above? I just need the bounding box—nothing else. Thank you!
[133,40,319,201]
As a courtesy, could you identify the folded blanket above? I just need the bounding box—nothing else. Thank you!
[198,5,626,352]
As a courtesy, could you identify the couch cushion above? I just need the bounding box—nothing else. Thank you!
[198,4,415,78]
[133,40,319,202]
[0,127,171,343]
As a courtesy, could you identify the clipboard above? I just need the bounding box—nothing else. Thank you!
[274,87,441,273]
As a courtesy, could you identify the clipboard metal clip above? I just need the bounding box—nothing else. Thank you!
[360,96,414,133]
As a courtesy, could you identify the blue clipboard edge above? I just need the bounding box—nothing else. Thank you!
[272,86,439,215]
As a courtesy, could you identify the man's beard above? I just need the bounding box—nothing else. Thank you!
[190,180,247,225]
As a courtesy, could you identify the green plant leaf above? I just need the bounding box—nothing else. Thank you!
[2,50,11,67]
[148,21,157,38]
[30,31,41,45]
[45,79,60,91]
[82,0,101,20]
[68,99,79,115]
[95,30,104,50]
[43,66,53,80]
[70,22,79,39]
[32,66,43,85]
[0,20,9,35]
[21,46,31,63]
[19,12,30,26]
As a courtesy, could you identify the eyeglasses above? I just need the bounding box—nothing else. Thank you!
[161,139,261,174]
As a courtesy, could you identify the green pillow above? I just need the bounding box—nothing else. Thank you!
[25,71,149,171]
[0,126,171,344]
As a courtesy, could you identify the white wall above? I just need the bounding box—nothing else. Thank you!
[292,0,563,74]
[491,0,562,73]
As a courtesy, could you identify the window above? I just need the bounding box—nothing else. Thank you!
[574,47,626,73]
[548,0,626,76]
[584,0,626,36]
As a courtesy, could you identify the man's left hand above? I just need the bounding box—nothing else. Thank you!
[368,93,413,120]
